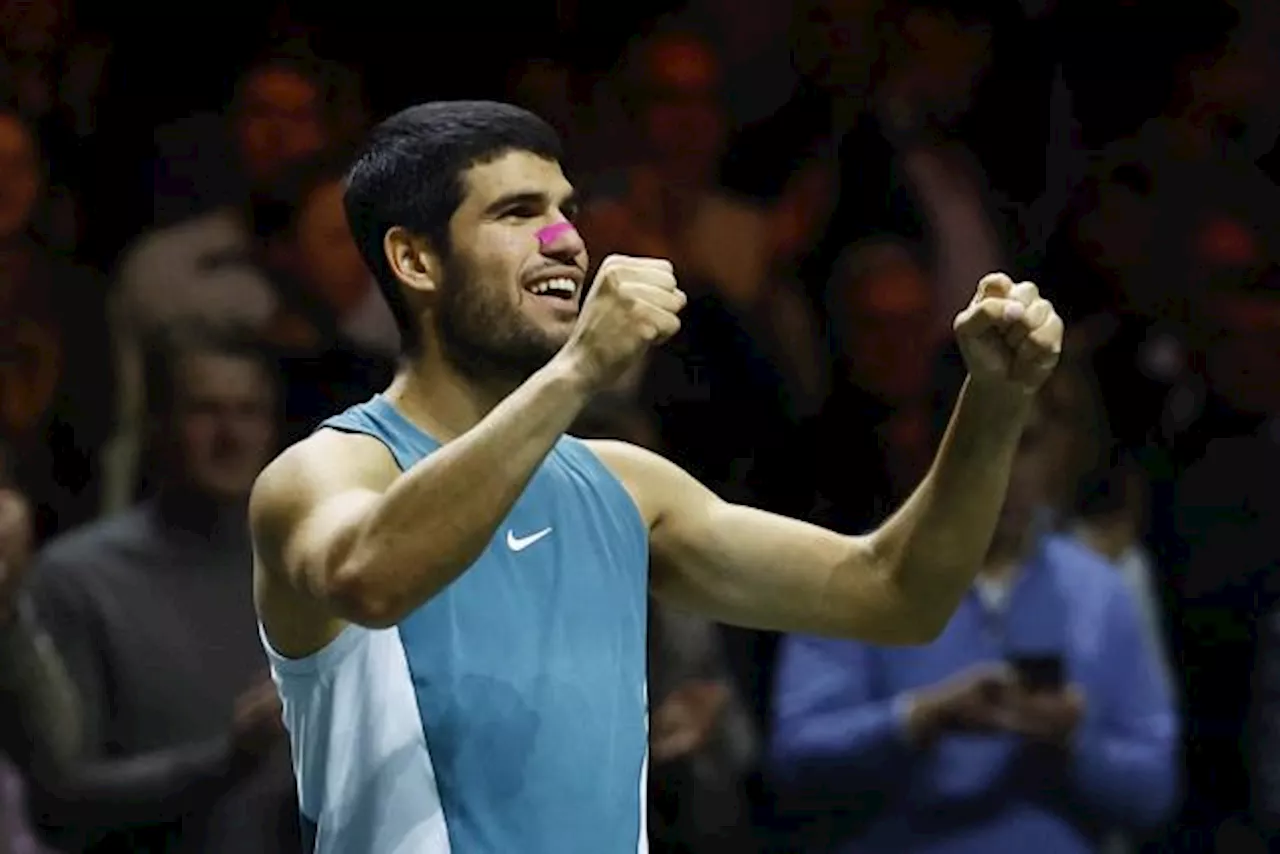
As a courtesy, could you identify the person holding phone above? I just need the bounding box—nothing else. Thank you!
[769,378,1180,854]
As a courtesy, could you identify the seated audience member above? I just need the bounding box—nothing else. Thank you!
[29,325,298,854]
[0,105,113,541]
[103,48,363,511]
[248,151,398,445]
[769,383,1180,853]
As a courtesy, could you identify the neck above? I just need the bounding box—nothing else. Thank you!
[383,350,518,441]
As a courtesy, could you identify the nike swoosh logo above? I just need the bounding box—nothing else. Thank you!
[506,527,552,552]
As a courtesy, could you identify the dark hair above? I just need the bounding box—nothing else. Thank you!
[142,321,281,420]
[343,100,563,356]
[250,148,355,244]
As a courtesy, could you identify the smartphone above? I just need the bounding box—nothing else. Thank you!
[1009,654,1064,692]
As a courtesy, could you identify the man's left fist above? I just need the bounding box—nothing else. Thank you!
[953,272,1063,395]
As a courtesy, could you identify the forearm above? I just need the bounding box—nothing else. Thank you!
[0,596,82,768]
[335,358,592,624]
[31,735,246,829]
[869,377,1033,638]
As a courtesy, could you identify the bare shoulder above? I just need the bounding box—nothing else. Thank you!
[582,439,711,528]
[252,429,402,657]
[250,429,399,547]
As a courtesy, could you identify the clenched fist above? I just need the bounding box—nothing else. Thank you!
[560,255,686,390]
[954,273,1063,395]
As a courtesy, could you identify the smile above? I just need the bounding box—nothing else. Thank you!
[525,277,578,300]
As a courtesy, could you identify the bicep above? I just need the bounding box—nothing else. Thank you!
[276,488,383,599]
[639,456,901,640]
[250,434,396,654]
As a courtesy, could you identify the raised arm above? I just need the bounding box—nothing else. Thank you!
[592,273,1062,644]
[253,255,687,655]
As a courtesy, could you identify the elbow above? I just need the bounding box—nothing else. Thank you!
[886,607,950,646]
[325,562,406,629]
[855,535,957,646]
[863,579,952,646]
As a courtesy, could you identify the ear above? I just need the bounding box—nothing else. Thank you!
[384,226,441,296]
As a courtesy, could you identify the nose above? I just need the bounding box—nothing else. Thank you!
[536,220,585,260]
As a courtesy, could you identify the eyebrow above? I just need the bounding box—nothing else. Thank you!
[482,189,580,218]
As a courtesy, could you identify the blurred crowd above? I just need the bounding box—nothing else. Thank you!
[0,0,1278,851]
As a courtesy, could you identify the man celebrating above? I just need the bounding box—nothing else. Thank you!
[249,100,1063,853]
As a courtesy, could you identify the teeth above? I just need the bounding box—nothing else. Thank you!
[529,277,576,296]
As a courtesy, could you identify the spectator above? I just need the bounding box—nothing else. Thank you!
[770,385,1180,853]
[0,0,111,255]
[250,149,398,357]
[247,151,398,446]
[115,48,346,333]
[104,50,367,509]
[0,105,113,543]
[803,239,942,535]
[29,324,298,854]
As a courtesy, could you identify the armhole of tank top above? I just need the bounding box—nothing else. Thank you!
[259,620,370,678]
[565,438,651,553]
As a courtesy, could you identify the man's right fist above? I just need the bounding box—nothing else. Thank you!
[561,255,686,389]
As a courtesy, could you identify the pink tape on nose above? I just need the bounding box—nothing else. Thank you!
[536,221,577,249]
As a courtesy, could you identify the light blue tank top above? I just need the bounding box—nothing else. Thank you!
[262,395,651,854]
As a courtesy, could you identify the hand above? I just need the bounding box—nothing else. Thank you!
[1005,685,1085,746]
[0,488,33,625]
[230,675,285,763]
[905,662,1019,744]
[650,679,729,763]
[953,273,1063,397]
[559,255,686,391]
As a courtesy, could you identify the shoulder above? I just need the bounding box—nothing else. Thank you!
[1042,534,1136,619]
[249,429,400,552]
[1043,535,1122,586]
[128,208,243,257]
[116,210,244,287]
[31,507,152,598]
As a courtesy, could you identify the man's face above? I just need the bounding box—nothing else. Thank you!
[234,67,327,185]
[635,35,726,170]
[836,254,935,403]
[431,150,587,384]
[168,353,276,500]
[889,8,992,126]
[294,179,371,315]
[0,114,39,240]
